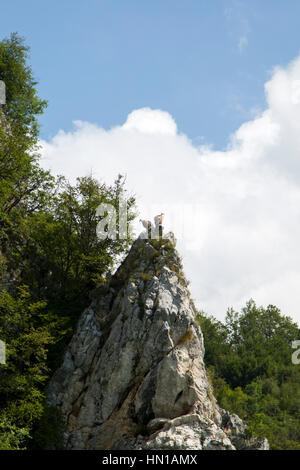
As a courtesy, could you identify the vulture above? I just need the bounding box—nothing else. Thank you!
[154,213,164,227]
[140,219,153,230]
[140,219,153,238]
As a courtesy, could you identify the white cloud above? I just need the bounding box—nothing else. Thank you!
[41,55,300,323]
[122,107,177,135]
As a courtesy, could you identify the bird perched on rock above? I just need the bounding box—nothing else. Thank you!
[154,213,164,227]
[154,213,164,237]
[139,219,153,238]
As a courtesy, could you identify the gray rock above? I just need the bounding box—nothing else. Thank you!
[46,233,268,450]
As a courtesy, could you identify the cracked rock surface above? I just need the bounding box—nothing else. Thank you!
[47,233,268,450]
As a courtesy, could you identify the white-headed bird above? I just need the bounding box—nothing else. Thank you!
[154,213,164,227]
[140,219,153,238]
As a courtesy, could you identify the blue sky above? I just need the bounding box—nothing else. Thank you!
[4,1,300,320]
[2,0,300,148]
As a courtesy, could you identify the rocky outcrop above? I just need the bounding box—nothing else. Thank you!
[47,233,268,450]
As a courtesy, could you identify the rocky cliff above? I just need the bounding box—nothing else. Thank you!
[47,232,268,450]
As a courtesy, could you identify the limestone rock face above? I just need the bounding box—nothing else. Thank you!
[47,233,268,450]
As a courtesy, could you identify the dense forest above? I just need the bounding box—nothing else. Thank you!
[197,303,300,449]
[0,33,300,450]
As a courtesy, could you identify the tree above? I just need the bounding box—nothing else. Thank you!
[198,301,300,449]
[0,33,53,258]
[0,32,47,144]
[0,33,137,448]
[0,287,53,449]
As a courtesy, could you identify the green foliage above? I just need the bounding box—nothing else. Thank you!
[0,416,30,450]
[198,301,300,449]
[149,238,165,250]
[138,272,152,281]
[0,32,47,143]
[175,328,194,347]
[0,287,54,449]
[0,33,136,449]
[0,33,55,261]
[30,404,65,450]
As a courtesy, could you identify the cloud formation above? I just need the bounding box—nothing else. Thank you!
[41,55,300,322]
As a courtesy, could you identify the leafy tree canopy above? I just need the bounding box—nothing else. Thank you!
[197,301,300,449]
[0,33,136,449]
